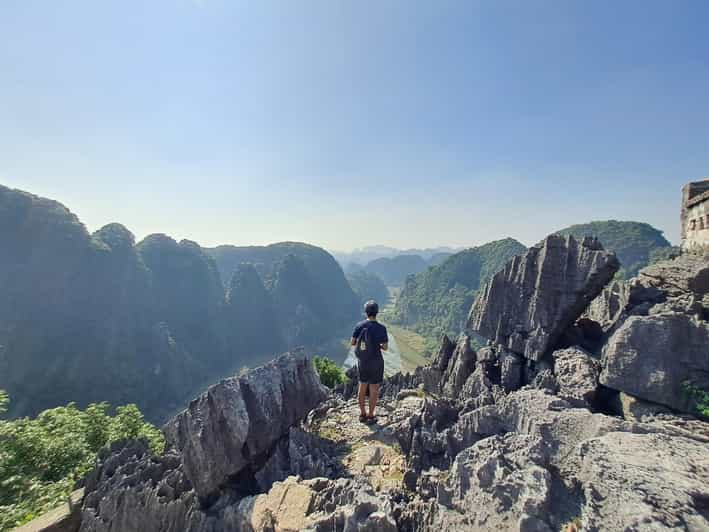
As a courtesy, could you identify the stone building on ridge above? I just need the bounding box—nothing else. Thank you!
[681,179,709,251]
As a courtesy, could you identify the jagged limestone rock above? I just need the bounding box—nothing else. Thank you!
[164,352,328,501]
[552,346,601,407]
[440,334,476,397]
[600,312,709,413]
[575,431,709,531]
[432,334,456,371]
[499,349,524,393]
[435,434,554,531]
[582,279,631,332]
[468,235,619,361]
[638,252,709,297]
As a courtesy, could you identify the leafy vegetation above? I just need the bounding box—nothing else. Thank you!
[555,220,672,278]
[313,356,347,389]
[648,245,681,265]
[0,393,163,531]
[682,381,709,418]
[347,270,390,308]
[387,238,526,341]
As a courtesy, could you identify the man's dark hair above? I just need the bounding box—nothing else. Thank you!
[364,300,379,317]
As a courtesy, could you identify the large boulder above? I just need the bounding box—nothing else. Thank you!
[638,252,709,297]
[600,312,709,413]
[468,235,619,361]
[434,434,554,531]
[575,431,709,531]
[163,352,328,501]
[552,346,601,407]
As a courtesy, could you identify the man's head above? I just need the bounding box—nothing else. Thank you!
[364,300,379,318]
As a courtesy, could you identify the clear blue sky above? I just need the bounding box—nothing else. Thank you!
[1,1,707,249]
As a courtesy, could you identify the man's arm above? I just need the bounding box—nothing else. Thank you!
[350,323,362,346]
[380,328,389,351]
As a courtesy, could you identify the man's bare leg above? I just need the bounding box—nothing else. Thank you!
[368,384,379,418]
[358,383,368,417]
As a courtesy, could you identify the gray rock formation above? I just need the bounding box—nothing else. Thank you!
[639,252,709,296]
[601,312,709,412]
[80,352,330,531]
[468,235,619,361]
[163,352,328,501]
[599,253,709,414]
[499,349,524,393]
[552,346,601,406]
[397,388,709,532]
[582,279,630,332]
[440,334,475,397]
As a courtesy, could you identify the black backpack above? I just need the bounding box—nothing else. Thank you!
[355,325,374,361]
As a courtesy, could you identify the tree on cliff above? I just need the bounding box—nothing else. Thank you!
[0,396,163,531]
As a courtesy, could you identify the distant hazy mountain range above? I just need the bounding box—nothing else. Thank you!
[0,184,357,422]
[333,247,461,287]
[332,246,461,270]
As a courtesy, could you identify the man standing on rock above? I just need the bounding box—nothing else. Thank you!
[351,300,388,424]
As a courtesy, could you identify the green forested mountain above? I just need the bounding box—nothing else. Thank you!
[0,185,357,422]
[224,263,284,363]
[364,254,429,286]
[207,242,359,344]
[389,238,527,340]
[554,220,673,278]
[347,270,390,307]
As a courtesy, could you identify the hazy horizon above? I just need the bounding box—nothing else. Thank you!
[2,1,708,250]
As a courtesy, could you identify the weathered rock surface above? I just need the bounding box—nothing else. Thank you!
[595,254,709,414]
[600,312,709,412]
[163,351,328,501]
[397,388,709,532]
[440,334,475,397]
[468,235,619,361]
[639,252,709,297]
[552,346,601,406]
[610,391,673,422]
[582,279,630,333]
[575,431,709,532]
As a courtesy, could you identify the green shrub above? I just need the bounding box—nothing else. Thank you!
[683,381,709,418]
[0,396,164,531]
[313,356,347,389]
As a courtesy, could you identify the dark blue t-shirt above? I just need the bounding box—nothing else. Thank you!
[352,320,388,358]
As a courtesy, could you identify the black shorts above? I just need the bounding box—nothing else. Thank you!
[358,355,384,384]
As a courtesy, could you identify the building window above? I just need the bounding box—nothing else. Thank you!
[690,219,697,230]
[701,218,706,230]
